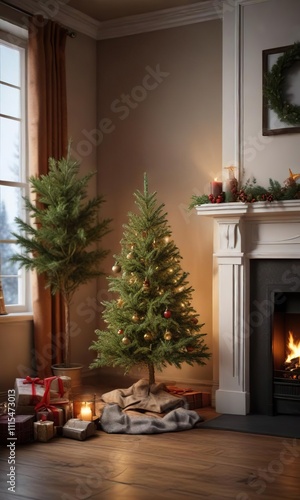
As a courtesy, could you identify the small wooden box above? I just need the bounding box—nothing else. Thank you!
[0,415,34,445]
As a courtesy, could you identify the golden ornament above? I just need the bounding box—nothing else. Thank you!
[164,330,172,341]
[144,332,153,341]
[112,263,121,273]
[127,251,134,259]
[117,298,124,307]
[122,336,130,345]
[132,313,139,322]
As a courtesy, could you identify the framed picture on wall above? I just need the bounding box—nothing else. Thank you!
[262,44,300,136]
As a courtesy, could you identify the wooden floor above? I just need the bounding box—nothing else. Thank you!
[1,378,300,499]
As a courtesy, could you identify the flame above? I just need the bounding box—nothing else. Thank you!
[286,331,300,363]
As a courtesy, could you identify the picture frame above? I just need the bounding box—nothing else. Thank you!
[262,44,300,136]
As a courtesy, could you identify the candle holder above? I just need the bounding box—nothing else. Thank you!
[224,166,238,202]
[73,394,98,421]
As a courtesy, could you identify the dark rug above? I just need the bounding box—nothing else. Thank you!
[201,414,300,438]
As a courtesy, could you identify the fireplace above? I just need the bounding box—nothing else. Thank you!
[196,200,300,415]
[250,260,300,416]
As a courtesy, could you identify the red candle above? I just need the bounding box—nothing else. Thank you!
[210,180,223,197]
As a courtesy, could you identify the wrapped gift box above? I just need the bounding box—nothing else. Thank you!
[15,378,45,407]
[36,406,65,426]
[16,405,36,416]
[0,415,34,445]
[15,376,69,416]
[15,377,66,408]
[166,386,211,409]
[34,420,54,442]
[50,376,71,399]
[62,418,97,441]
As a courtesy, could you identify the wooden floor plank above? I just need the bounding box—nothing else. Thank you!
[1,427,300,499]
[1,378,300,499]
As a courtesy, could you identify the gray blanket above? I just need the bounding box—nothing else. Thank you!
[99,379,204,434]
[100,403,203,434]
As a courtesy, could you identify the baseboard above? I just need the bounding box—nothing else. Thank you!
[84,367,213,393]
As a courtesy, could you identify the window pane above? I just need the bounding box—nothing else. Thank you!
[0,83,20,118]
[0,184,24,235]
[0,117,20,181]
[0,44,20,86]
[0,243,20,306]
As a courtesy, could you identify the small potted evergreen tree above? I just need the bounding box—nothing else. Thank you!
[11,149,112,384]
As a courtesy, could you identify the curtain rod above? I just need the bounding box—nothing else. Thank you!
[0,0,77,37]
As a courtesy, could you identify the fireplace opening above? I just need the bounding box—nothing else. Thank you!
[273,293,300,415]
[250,260,300,416]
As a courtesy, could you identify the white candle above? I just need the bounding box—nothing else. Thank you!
[80,403,92,421]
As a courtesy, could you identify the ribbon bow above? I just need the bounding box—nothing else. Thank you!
[22,376,44,403]
[35,376,65,410]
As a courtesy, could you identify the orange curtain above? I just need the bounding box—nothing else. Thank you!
[28,15,68,378]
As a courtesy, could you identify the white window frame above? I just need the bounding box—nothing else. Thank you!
[0,22,30,314]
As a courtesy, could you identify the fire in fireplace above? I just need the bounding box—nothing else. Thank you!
[273,293,300,415]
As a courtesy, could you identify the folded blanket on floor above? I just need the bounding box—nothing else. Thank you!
[101,378,187,413]
[100,404,203,434]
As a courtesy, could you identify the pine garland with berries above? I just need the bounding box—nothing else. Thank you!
[189,174,300,209]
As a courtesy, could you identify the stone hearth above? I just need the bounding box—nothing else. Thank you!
[196,200,300,415]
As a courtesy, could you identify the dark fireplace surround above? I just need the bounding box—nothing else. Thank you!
[196,200,300,415]
[250,259,300,415]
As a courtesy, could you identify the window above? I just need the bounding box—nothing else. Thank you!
[0,25,29,313]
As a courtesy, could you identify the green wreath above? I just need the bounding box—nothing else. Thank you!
[264,42,300,126]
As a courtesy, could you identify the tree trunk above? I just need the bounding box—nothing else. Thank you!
[148,363,155,385]
[64,298,71,367]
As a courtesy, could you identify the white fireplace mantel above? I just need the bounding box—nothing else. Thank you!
[196,200,300,415]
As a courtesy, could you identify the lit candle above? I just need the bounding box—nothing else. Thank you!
[210,178,223,197]
[80,403,92,421]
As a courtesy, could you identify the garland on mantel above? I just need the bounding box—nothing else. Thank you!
[189,171,300,210]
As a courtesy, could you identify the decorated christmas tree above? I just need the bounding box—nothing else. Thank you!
[90,174,211,384]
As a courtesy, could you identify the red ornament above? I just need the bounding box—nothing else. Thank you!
[191,318,198,324]
[186,346,194,352]
[164,309,171,319]
[118,329,124,335]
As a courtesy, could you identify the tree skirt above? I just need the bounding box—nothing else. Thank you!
[99,379,204,434]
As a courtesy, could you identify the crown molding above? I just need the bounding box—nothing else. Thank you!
[1,0,222,40]
[0,0,100,38]
[97,1,222,40]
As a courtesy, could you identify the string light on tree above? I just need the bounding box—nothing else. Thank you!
[90,173,211,385]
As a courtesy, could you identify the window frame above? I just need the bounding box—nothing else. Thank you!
[0,25,30,314]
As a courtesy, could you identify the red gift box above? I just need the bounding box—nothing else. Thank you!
[0,415,34,445]
[35,407,65,426]
[166,386,211,409]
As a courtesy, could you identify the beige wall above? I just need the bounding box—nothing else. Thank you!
[0,10,222,390]
[93,20,222,386]
[65,31,100,375]
[240,0,300,185]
